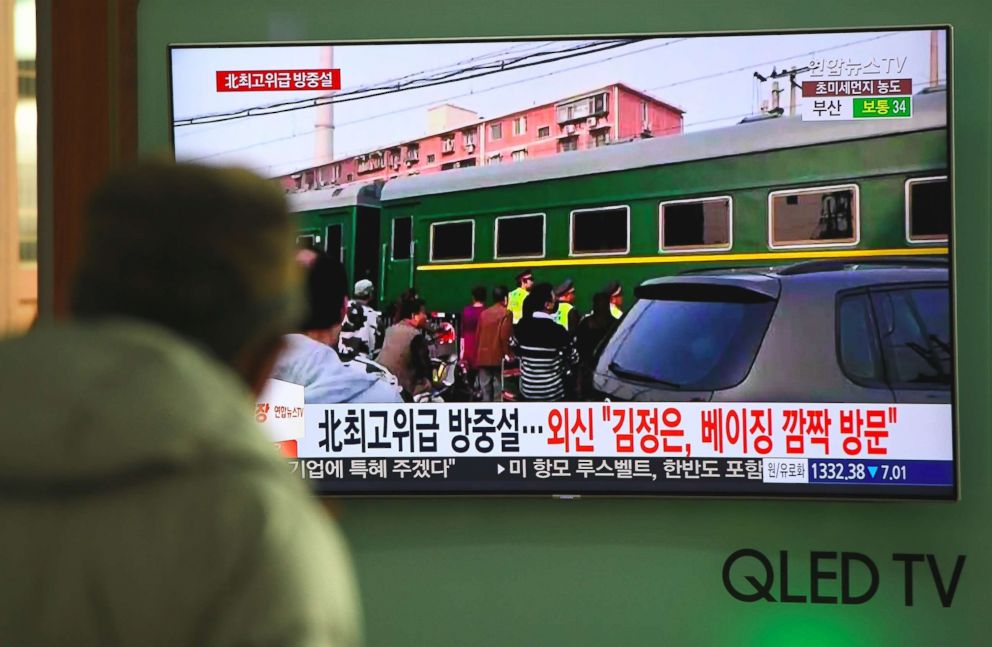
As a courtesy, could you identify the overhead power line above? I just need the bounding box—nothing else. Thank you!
[174,39,636,126]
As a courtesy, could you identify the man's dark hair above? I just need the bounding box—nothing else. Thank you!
[522,282,554,318]
[492,285,508,303]
[591,291,613,319]
[471,285,487,303]
[399,297,427,321]
[71,162,302,364]
[299,250,348,332]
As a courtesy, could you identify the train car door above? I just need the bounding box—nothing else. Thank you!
[352,205,381,288]
[382,214,414,305]
[325,223,343,262]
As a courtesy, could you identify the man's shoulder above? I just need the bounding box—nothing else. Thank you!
[481,304,506,320]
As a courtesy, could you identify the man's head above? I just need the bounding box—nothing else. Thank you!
[400,297,428,329]
[354,279,375,303]
[555,279,575,304]
[492,285,508,305]
[522,282,555,318]
[471,285,487,304]
[606,281,623,307]
[516,270,534,291]
[71,162,303,395]
[298,249,349,347]
[592,291,612,318]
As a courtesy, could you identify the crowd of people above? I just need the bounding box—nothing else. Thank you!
[282,257,626,404]
[466,269,624,402]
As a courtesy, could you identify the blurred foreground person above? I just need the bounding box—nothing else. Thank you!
[0,163,361,647]
[271,250,402,403]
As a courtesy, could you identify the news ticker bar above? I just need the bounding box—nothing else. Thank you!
[290,457,953,490]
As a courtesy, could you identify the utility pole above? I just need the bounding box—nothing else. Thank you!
[757,65,812,117]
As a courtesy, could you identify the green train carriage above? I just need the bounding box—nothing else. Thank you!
[376,87,948,316]
[289,181,384,289]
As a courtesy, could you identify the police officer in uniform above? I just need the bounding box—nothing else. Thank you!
[605,281,624,319]
[552,278,581,333]
[507,269,533,325]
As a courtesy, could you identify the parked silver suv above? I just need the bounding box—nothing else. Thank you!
[593,258,951,403]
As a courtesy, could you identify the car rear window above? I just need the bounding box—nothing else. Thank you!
[604,287,776,390]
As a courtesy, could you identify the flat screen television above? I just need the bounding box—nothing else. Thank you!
[169,28,954,498]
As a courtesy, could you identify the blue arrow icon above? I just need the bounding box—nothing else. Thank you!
[867,466,878,478]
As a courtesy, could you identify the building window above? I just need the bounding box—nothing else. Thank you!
[556,92,609,123]
[406,144,419,162]
[346,173,353,182]
[495,213,545,259]
[538,126,550,139]
[570,206,629,256]
[512,116,527,135]
[905,176,949,243]
[427,154,436,164]
[392,217,413,260]
[331,163,341,181]
[463,130,475,147]
[641,100,648,123]
[511,149,527,162]
[490,122,502,140]
[559,138,578,153]
[441,135,455,153]
[487,153,501,165]
[768,184,859,248]
[660,197,733,252]
[430,220,475,262]
[593,132,609,147]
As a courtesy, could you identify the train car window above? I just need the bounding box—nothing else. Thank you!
[430,220,475,262]
[570,206,629,256]
[495,213,545,259]
[905,176,950,243]
[659,196,732,252]
[768,184,859,248]
[392,217,412,260]
[296,234,317,249]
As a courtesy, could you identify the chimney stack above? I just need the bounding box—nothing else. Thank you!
[314,46,334,176]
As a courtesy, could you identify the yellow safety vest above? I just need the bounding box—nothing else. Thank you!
[553,302,574,330]
[508,287,528,324]
[610,304,622,319]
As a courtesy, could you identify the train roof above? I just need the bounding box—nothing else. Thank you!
[287,180,382,212]
[381,88,947,202]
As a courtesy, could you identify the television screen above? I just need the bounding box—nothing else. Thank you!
[170,29,953,497]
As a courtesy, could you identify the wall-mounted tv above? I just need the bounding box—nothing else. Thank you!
[170,28,954,498]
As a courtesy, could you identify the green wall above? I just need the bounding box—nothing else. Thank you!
[138,3,991,645]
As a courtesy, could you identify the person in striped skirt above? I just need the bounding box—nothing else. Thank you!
[511,283,579,401]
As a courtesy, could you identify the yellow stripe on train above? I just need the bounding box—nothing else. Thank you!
[416,247,949,272]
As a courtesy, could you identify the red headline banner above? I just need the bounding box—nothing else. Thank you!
[801,78,912,97]
[216,69,341,92]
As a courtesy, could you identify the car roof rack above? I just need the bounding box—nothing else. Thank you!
[678,265,777,276]
[775,256,948,276]
[678,256,948,277]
